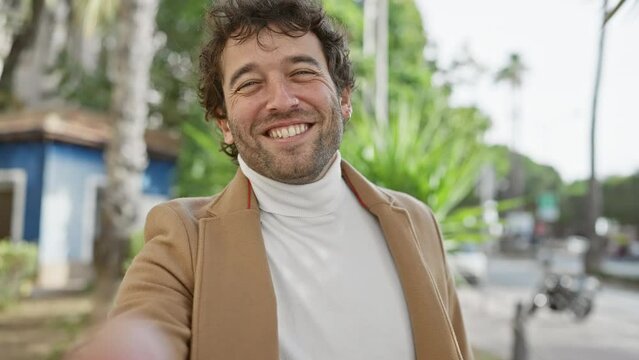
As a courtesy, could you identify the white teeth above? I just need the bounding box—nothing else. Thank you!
[268,124,309,139]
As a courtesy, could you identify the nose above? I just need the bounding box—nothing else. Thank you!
[266,78,299,112]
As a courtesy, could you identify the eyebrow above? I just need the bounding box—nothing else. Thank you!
[287,55,321,69]
[227,55,323,89]
[228,63,257,89]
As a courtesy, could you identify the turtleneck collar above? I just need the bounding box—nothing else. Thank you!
[237,152,345,217]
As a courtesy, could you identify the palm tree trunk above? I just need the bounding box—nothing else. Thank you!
[12,0,70,106]
[93,0,159,316]
[585,0,608,274]
[0,0,45,107]
[510,83,524,200]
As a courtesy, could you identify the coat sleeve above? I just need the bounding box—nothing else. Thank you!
[428,209,474,360]
[109,202,195,359]
[444,256,474,360]
[385,189,474,359]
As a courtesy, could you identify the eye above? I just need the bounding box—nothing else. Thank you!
[234,80,260,93]
[291,69,318,77]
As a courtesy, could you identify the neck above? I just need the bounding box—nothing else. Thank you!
[238,152,345,217]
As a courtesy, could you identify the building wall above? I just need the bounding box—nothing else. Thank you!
[35,141,175,288]
[39,142,104,270]
[0,142,45,242]
[144,158,175,196]
[1,139,175,288]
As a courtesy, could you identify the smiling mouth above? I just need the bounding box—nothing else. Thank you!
[267,123,310,139]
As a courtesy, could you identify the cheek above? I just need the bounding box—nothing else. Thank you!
[228,96,262,125]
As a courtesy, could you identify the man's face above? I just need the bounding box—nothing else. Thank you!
[217,29,352,184]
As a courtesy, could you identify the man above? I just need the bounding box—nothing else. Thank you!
[105,0,472,359]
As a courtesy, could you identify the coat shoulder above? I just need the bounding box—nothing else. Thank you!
[383,189,434,215]
[154,194,221,223]
[379,189,440,237]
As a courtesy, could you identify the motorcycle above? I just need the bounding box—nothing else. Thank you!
[528,271,600,320]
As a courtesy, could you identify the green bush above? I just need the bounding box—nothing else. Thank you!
[123,231,145,272]
[341,99,493,244]
[0,240,38,310]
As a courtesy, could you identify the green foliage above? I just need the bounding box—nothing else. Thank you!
[60,50,112,112]
[61,0,209,127]
[176,119,238,197]
[484,145,563,205]
[495,53,526,87]
[123,231,145,271]
[387,0,434,104]
[602,173,639,227]
[0,241,38,310]
[341,99,492,243]
[558,180,589,234]
[151,0,209,130]
[323,0,498,243]
[322,0,364,45]
[559,173,639,232]
[519,155,562,201]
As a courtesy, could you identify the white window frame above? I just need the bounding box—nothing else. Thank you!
[82,174,106,263]
[0,168,27,243]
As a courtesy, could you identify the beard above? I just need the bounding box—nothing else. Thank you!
[228,104,344,185]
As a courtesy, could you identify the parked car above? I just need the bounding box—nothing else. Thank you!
[446,242,488,286]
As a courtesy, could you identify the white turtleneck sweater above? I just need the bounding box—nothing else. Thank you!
[238,153,415,360]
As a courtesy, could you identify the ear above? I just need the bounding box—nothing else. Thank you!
[339,88,352,122]
[216,119,234,144]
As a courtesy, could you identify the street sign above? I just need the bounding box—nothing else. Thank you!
[536,192,559,222]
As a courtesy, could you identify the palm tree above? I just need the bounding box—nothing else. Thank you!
[495,53,527,200]
[585,0,629,273]
[93,0,159,311]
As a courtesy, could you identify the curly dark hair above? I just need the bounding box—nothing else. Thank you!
[198,0,355,158]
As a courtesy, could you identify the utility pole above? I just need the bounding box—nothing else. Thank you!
[375,0,388,127]
[363,0,377,56]
[363,0,388,127]
[585,0,609,273]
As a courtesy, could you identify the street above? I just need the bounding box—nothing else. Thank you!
[459,256,639,360]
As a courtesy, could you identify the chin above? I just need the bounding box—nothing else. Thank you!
[269,165,319,184]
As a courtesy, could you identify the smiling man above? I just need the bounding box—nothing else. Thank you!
[217,29,348,184]
[106,1,472,359]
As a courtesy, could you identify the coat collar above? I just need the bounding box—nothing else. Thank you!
[205,160,392,216]
[206,168,260,216]
[196,160,462,360]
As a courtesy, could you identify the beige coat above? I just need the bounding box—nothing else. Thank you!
[111,161,473,360]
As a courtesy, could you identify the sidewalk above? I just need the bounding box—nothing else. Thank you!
[0,293,93,359]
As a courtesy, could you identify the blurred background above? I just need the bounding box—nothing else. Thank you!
[0,0,637,359]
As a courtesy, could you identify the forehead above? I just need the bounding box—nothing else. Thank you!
[220,31,328,80]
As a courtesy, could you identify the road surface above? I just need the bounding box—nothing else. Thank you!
[459,255,639,360]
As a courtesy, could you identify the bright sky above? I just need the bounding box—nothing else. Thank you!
[416,0,639,182]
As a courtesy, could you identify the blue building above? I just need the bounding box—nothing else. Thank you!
[0,108,179,289]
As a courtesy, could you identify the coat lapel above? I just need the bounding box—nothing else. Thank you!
[192,170,279,360]
[342,162,462,360]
